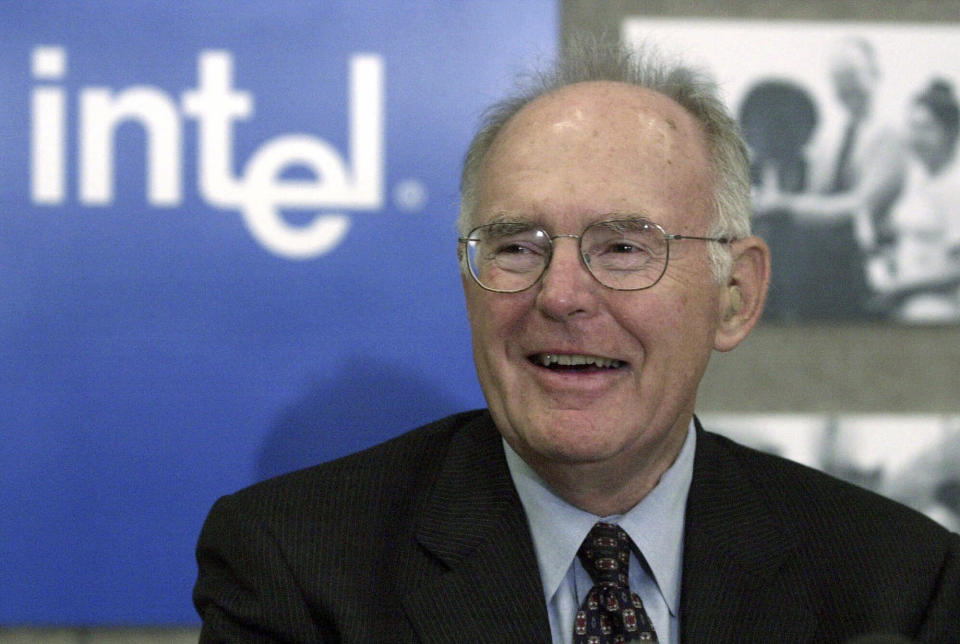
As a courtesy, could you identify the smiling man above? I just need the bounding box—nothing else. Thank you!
[459,79,762,523]
[194,44,960,643]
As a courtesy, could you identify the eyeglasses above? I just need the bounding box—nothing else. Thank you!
[458,218,733,293]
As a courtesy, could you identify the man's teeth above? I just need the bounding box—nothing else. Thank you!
[537,354,623,369]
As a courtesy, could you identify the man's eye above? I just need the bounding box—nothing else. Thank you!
[605,241,649,254]
[494,241,542,255]
[496,243,535,255]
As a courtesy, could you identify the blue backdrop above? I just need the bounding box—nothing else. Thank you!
[0,1,556,625]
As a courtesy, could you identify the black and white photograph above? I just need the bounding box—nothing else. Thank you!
[625,19,960,323]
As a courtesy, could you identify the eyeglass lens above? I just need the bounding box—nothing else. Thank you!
[463,219,669,292]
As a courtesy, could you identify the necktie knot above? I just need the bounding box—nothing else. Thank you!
[578,522,631,587]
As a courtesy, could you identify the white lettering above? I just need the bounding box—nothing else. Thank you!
[181,51,252,208]
[80,87,182,205]
[31,47,67,204]
[29,48,386,260]
[346,55,385,210]
[237,55,383,258]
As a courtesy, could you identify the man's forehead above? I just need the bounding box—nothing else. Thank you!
[480,82,710,179]
[478,79,712,191]
[503,81,700,138]
[471,80,716,234]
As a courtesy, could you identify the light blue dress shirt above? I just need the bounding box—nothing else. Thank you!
[503,421,696,644]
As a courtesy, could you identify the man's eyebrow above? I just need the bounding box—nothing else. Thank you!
[602,211,652,221]
[485,212,531,225]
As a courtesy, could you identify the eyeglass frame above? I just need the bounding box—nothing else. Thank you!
[457,217,735,293]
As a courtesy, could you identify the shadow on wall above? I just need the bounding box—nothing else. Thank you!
[256,359,469,482]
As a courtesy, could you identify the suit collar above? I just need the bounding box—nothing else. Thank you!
[680,418,815,640]
[401,413,818,641]
[402,411,551,642]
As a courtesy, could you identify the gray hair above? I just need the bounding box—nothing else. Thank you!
[458,42,752,282]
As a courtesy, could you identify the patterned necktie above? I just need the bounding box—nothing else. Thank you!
[574,522,658,643]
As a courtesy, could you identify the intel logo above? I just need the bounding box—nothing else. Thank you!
[30,47,405,259]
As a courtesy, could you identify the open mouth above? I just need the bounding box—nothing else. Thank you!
[529,353,625,372]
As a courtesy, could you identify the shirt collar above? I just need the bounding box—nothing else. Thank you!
[504,420,696,617]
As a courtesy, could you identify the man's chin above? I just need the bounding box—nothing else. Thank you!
[505,419,628,467]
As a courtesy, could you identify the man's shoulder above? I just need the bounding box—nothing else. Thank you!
[691,427,960,639]
[697,427,957,556]
[700,428,930,518]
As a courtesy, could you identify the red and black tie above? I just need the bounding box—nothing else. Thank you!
[574,522,658,643]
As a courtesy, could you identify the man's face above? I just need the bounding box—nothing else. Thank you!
[463,81,727,482]
[832,66,872,119]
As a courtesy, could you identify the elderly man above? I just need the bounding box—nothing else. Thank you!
[194,44,960,642]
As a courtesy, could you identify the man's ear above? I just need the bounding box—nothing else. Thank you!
[714,235,771,352]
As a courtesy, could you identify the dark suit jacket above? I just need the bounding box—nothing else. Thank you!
[194,410,960,642]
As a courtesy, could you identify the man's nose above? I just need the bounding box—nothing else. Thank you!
[535,237,601,320]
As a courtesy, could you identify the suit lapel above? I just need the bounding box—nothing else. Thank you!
[400,415,819,641]
[680,422,816,641]
[402,413,551,643]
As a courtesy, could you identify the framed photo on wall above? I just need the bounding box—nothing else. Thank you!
[624,19,960,324]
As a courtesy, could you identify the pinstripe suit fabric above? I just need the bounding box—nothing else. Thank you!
[194,410,960,642]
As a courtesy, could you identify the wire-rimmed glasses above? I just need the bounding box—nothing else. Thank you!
[458,217,733,293]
